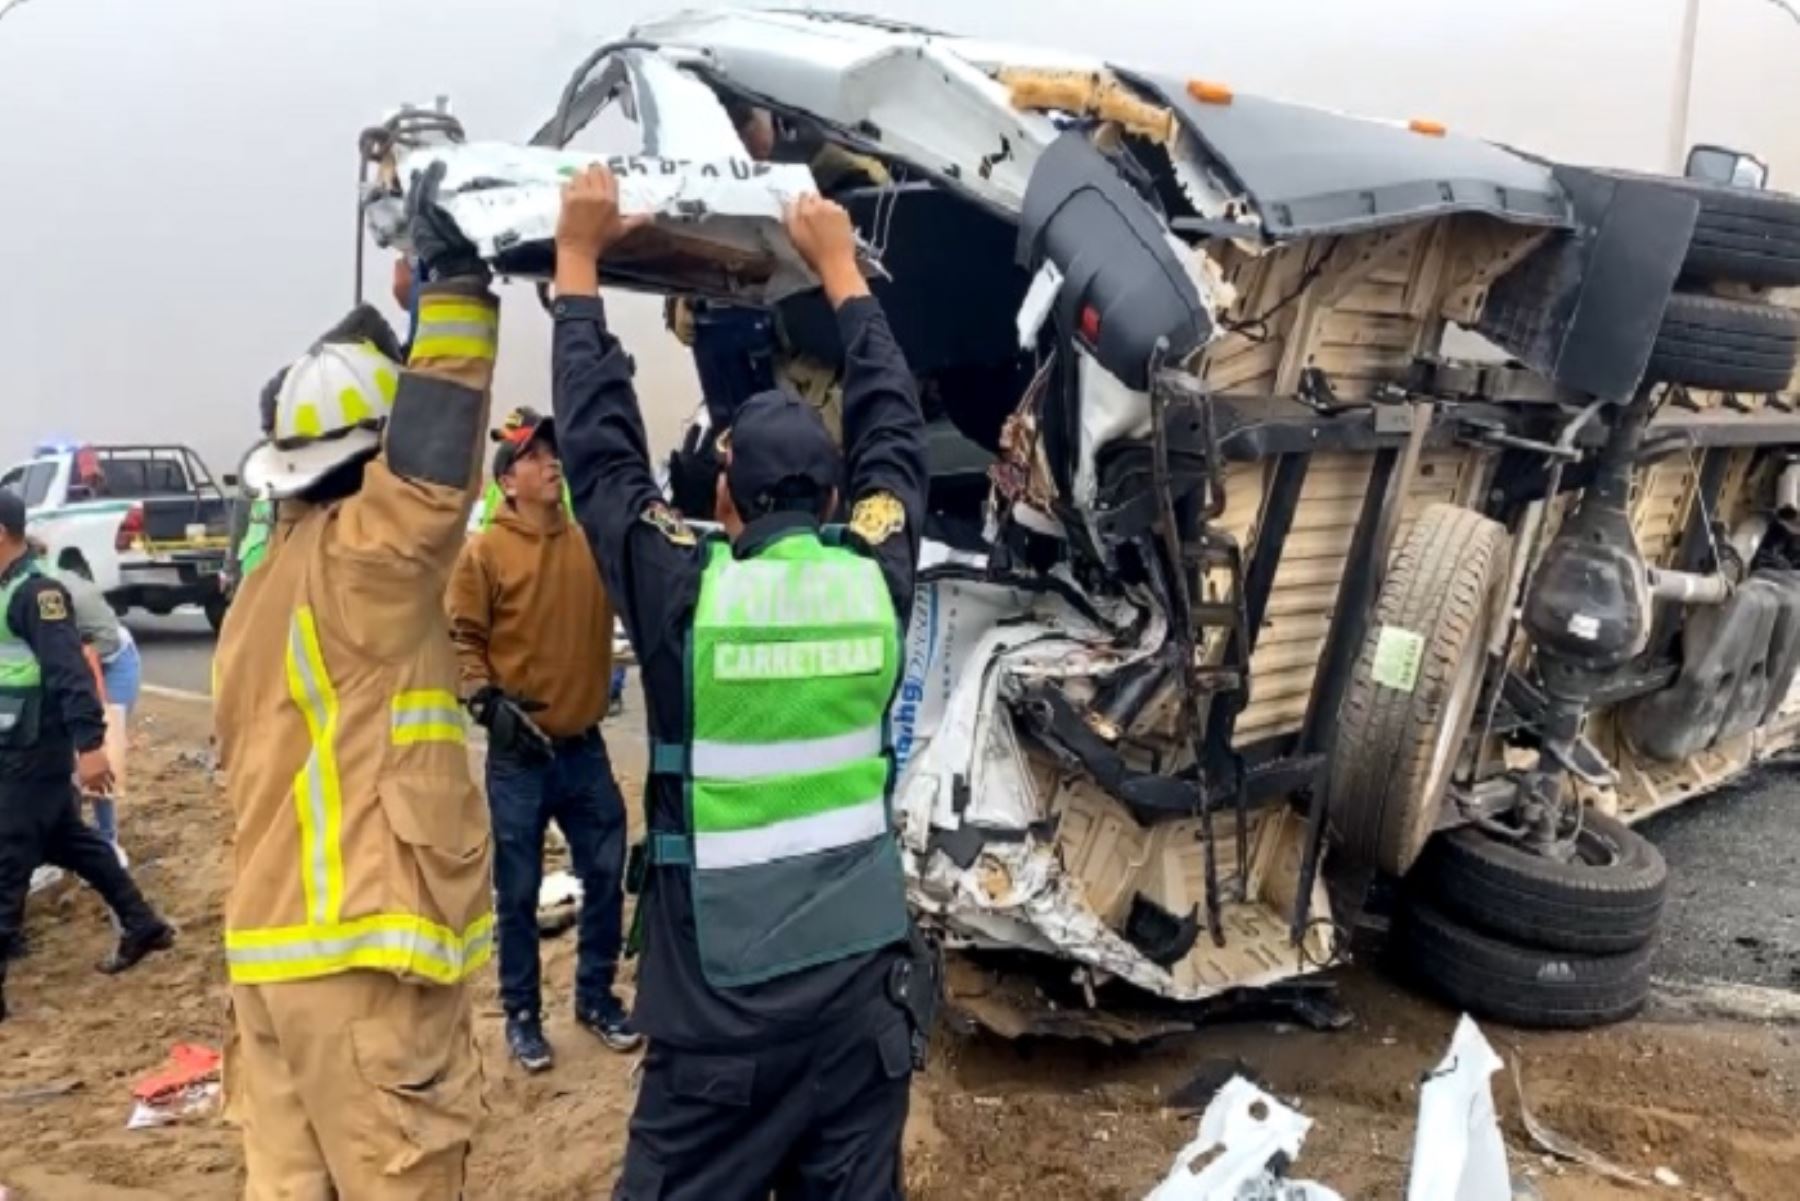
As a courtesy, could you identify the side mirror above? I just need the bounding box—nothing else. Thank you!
[66,484,93,503]
[1686,144,1769,191]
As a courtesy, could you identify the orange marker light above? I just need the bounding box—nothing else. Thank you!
[1409,118,1447,137]
[1187,79,1234,106]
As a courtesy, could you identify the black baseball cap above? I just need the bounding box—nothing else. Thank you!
[0,490,26,538]
[724,390,839,512]
[491,407,557,478]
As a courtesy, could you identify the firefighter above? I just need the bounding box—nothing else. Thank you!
[213,171,500,1198]
[0,493,174,1023]
[549,165,936,1201]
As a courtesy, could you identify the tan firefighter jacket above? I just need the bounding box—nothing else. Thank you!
[213,282,500,987]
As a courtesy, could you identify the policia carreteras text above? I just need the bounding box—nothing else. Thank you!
[549,167,938,1201]
[0,491,175,1022]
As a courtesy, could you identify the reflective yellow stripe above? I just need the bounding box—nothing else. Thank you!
[391,690,467,745]
[410,300,498,363]
[409,334,496,362]
[284,609,345,926]
[224,912,495,985]
[394,689,460,712]
[416,301,497,328]
[393,722,467,746]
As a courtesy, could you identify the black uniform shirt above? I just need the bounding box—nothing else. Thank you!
[553,292,928,1049]
[0,555,106,779]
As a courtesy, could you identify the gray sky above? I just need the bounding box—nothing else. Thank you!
[2,0,1796,476]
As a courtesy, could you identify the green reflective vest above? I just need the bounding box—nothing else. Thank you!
[237,497,274,579]
[654,527,909,987]
[0,564,44,690]
[0,563,44,746]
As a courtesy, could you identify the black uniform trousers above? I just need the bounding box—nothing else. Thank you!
[614,995,913,1201]
[0,766,157,962]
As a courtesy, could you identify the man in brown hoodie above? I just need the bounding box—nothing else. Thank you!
[447,409,638,1071]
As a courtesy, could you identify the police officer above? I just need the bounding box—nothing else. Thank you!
[550,165,931,1201]
[0,491,174,1023]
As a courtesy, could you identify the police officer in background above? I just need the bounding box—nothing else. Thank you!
[550,164,933,1200]
[0,491,174,1022]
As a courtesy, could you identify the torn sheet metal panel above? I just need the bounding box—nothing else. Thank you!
[1074,349,1153,509]
[893,570,1331,1003]
[1407,1016,1512,1201]
[1146,1076,1343,1201]
[891,551,1032,777]
[630,8,1062,214]
[625,47,757,161]
[368,142,825,303]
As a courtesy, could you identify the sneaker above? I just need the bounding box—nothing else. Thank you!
[506,1013,554,1073]
[576,999,643,1053]
[97,920,176,975]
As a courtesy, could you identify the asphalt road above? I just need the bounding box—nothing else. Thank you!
[130,609,216,695]
[1641,764,1800,991]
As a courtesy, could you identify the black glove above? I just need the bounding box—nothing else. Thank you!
[407,159,487,284]
[467,685,552,763]
[315,304,405,362]
[666,424,723,521]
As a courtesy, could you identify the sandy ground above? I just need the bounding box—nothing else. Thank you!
[3,696,1800,1200]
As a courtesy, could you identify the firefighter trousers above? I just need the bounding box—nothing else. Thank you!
[226,971,483,1201]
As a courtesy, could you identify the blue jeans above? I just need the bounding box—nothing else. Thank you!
[101,635,142,711]
[91,636,142,845]
[485,729,628,1018]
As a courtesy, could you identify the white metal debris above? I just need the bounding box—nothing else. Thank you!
[1406,1016,1511,1201]
[1145,1076,1343,1201]
[536,869,583,934]
[367,142,824,301]
[631,8,1064,213]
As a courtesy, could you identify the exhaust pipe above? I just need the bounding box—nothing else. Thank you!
[1648,567,1733,606]
[1778,462,1800,528]
[1730,514,1771,574]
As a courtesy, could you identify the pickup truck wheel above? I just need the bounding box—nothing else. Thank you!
[1412,811,1666,954]
[1390,898,1653,1029]
[1327,504,1509,876]
[1647,293,1800,394]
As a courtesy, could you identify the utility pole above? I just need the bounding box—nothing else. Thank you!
[1668,0,1702,174]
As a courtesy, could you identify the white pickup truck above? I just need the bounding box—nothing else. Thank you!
[1,443,234,630]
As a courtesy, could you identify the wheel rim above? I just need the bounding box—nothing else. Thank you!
[1570,821,1625,870]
